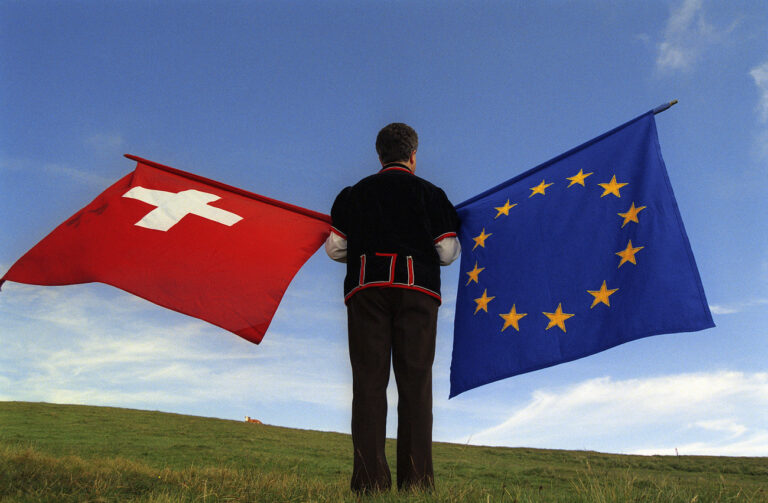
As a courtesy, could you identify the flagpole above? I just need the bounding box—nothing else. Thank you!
[652,99,678,115]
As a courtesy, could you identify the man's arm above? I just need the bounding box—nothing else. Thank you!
[325,228,347,263]
[326,187,351,263]
[430,187,461,266]
[435,234,460,265]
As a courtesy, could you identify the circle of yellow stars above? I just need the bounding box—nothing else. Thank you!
[466,168,646,334]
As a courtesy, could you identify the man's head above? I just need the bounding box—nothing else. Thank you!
[376,123,418,170]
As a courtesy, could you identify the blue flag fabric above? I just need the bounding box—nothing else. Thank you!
[450,112,714,397]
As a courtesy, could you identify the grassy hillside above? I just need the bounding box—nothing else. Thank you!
[1,401,766,502]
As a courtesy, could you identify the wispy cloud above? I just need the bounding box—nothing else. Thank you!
[709,298,768,315]
[655,0,734,73]
[0,282,353,427]
[465,371,768,456]
[750,60,768,159]
[751,61,768,122]
[0,157,107,187]
[85,133,125,151]
[709,305,738,315]
[0,279,484,437]
[41,162,114,187]
[1,150,121,189]
[0,157,113,187]
[692,418,747,438]
[632,431,768,457]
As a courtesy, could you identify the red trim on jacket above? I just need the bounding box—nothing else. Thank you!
[346,252,439,303]
[380,166,414,175]
[375,252,397,283]
[330,226,347,239]
[344,283,442,304]
[433,232,457,244]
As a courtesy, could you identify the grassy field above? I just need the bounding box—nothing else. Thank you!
[0,401,766,502]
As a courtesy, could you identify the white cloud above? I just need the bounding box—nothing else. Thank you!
[657,42,688,71]
[632,431,768,457]
[0,280,484,437]
[751,61,768,122]
[466,371,768,456]
[657,0,705,71]
[42,162,113,187]
[692,418,747,438]
[709,305,738,315]
[0,156,116,187]
[655,0,734,73]
[709,298,768,315]
[0,282,353,426]
[750,60,768,160]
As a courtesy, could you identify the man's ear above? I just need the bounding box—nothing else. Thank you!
[409,150,416,165]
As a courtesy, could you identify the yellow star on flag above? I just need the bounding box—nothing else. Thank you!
[542,303,574,332]
[566,168,593,187]
[472,228,492,250]
[494,199,517,218]
[617,201,646,227]
[474,289,495,314]
[598,175,628,198]
[499,305,527,332]
[529,179,553,197]
[587,280,619,308]
[465,261,485,285]
[616,240,644,267]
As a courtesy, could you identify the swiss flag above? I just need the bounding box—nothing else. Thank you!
[1,155,331,344]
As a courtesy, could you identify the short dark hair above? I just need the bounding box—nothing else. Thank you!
[376,123,418,164]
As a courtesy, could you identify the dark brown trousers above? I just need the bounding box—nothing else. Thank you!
[346,287,439,492]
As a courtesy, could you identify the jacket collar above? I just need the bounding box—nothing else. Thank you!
[379,162,414,174]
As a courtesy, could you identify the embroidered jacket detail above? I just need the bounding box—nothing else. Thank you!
[330,163,459,305]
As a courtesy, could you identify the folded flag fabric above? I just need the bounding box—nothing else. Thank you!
[450,111,714,397]
[0,155,331,344]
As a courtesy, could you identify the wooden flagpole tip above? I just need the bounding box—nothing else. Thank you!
[653,100,679,115]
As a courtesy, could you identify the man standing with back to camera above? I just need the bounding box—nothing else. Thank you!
[325,123,460,492]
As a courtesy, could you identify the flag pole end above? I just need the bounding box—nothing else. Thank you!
[653,99,678,115]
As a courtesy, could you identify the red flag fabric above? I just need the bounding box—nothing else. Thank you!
[0,155,331,344]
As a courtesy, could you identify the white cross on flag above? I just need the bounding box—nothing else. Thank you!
[0,155,331,343]
[122,187,243,231]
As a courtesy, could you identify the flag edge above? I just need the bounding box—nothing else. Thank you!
[448,319,716,398]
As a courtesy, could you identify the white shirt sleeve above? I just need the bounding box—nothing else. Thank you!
[324,231,347,263]
[435,236,461,265]
[328,230,458,265]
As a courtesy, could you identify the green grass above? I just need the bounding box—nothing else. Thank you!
[1,401,766,502]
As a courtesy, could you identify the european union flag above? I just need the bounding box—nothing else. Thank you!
[450,111,714,397]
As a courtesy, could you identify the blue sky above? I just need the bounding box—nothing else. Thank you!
[1,1,767,456]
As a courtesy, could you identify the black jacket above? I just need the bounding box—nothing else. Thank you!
[330,163,459,303]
